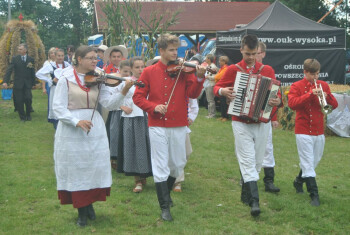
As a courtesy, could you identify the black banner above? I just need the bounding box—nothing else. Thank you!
[265,49,346,85]
[216,29,346,84]
[217,30,345,49]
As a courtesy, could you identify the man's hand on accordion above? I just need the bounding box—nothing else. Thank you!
[221,87,236,101]
[268,97,282,107]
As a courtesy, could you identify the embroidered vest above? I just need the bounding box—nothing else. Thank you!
[67,80,99,110]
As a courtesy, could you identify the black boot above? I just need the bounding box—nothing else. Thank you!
[167,176,176,207]
[263,167,280,193]
[77,207,88,227]
[87,204,96,220]
[305,177,320,207]
[246,181,260,217]
[241,182,250,205]
[155,181,173,221]
[293,170,304,194]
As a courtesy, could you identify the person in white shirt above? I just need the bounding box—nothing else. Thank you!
[36,49,71,129]
[52,45,133,227]
[115,57,152,193]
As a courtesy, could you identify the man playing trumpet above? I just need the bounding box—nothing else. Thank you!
[288,58,338,206]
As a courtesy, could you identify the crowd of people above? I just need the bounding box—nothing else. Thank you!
[1,33,338,226]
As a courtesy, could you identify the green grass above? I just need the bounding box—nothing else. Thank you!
[0,90,349,234]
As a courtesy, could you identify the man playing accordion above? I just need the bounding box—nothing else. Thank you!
[214,34,282,217]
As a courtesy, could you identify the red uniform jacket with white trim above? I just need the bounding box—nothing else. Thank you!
[213,59,280,123]
[288,78,338,135]
[133,61,204,127]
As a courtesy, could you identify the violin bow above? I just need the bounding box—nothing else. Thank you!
[87,72,105,135]
[165,51,189,110]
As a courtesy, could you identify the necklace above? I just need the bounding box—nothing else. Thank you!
[73,69,90,92]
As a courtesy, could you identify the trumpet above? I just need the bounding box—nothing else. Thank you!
[314,79,332,115]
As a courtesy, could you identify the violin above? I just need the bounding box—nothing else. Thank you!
[84,71,145,88]
[166,59,217,78]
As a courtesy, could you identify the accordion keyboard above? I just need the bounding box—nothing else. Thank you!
[229,72,249,116]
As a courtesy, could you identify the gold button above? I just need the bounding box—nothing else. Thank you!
[165,93,167,96]
[165,86,167,88]
[165,78,167,80]
[165,118,167,120]
[165,102,168,105]
[305,91,307,93]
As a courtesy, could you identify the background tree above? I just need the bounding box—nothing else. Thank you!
[0,0,94,52]
[58,0,94,47]
[103,0,180,60]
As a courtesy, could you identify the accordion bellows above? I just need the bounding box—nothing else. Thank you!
[228,72,280,123]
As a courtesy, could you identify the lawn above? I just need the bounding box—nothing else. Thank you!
[0,89,349,234]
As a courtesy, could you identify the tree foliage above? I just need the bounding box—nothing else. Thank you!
[0,0,94,52]
[103,0,180,60]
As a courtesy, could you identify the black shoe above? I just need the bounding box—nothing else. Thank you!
[293,179,304,193]
[20,118,26,122]
[293,170,304,194]
[30,108,34,113]
[87,204,96,220]
[265,182,280,193]
[246,181,260,217]
[161,208,173,221]
[263,167,280,193]
[77,207,88,227]
[26,116,32,121]
[250,200,261,217]
[305,177,320,207]
[310,195,320,207]
[155,181,173,221]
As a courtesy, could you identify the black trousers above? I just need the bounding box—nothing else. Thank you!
[220,96,229,118]
[13,87,32,119]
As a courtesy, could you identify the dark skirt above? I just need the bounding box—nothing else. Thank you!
[58,188,110,208]
[107,110,122,159]
[117,115,152,177]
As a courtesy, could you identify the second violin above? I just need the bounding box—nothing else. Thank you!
[84,71,145,88]
[166,59,217,78]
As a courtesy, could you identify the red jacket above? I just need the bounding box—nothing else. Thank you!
[288,78,338,135]
[213,60,279,123]
[133,61,204,127]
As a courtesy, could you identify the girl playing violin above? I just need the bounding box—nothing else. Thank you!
[52,45,133,227]
[115,57,152,193]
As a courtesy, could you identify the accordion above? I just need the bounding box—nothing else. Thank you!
[227,72,280,123]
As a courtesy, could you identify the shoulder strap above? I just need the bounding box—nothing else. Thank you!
[256,65,265,74]
[235,64,245,73]
[50,62,57,71]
